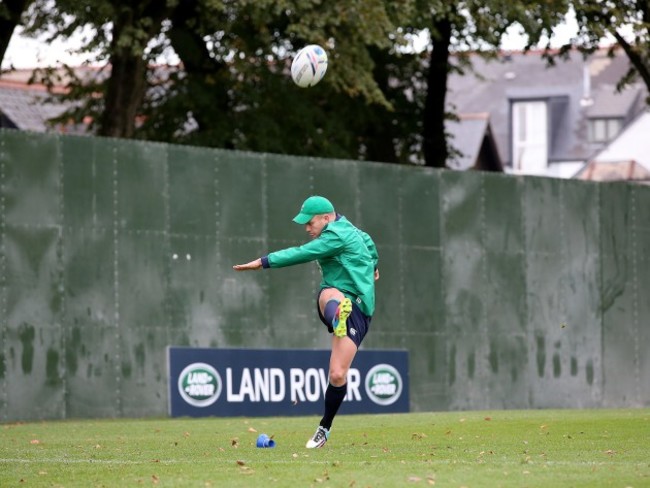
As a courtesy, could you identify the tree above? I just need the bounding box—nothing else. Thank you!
[423,15,452,168]
[571,1,650,99]
[20,0,605,169]
[137,0,418,160]
[98,2,173,137]
[24,0,176,137]
[511,1,649,103]
[415,1,531,167]
[24,0,418,162]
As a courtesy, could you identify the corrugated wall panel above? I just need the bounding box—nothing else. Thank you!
[482,174,528,409]
[1,130,649,421]
[1,132,65,420]
[634,186,650,405]
[600,183,639,407]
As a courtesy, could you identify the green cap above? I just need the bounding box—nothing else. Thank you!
[293,196,335,224]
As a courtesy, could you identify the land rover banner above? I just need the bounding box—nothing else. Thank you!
[168,347,409,417]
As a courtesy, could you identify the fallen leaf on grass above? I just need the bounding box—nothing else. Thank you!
[604,450,616,455]
[311,471,330,483]
[231,438,239,448]
[408,476,422,482]
[30,440,40,444]
[152,474,160,484]
[236,460,245,466]
[247,427,257,433]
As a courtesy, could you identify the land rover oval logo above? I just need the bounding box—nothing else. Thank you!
[178,362,222,407]
[365,363,402,406]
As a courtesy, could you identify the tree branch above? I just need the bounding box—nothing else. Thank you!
[612,30,650,93]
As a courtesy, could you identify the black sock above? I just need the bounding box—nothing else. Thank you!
[320,383,347,430]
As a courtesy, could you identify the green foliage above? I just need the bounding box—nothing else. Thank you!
[20,0,426,162]
[508,0,650,99]
[134,0,425,162]
[1,410,649,487]
[571,0,650,95]
[12,0,648,162]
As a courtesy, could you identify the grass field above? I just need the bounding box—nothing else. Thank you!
[1,409,649,487]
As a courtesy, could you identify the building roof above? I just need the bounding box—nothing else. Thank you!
[0,77,70,132]
[586,84,641,119]
[446,112,502,171]
[0,67,104,133]
[573,110,650,183]
[446,48,647,168]
[588,110,650,169]
[576,160,650,183]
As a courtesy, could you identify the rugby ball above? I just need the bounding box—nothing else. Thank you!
[291,44,328,88]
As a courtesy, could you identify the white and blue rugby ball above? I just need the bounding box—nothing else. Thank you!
[291,44,328,88]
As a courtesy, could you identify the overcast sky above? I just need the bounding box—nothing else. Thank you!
[2,14,581,71]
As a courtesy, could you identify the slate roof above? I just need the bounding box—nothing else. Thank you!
[586,84,641,119]
[446,112,502,171]
[0,81,69,132]
[0,68,101,134]
[446,48,647,169]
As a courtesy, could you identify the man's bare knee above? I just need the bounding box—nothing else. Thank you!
[329,368,348,386]
[319,287,345,313]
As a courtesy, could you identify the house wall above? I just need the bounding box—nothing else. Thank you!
[0,130,648,421]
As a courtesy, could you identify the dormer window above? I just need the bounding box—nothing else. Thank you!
[588,117,622,143]
[511,100,548,174]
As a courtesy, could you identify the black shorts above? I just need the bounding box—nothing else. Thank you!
[316,289,371,348]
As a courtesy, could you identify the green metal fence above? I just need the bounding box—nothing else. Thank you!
[0,130,648,421]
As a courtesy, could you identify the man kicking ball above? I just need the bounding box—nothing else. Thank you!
[233,195,379,448]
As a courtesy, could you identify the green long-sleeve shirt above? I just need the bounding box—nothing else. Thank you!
[262,216,378,316]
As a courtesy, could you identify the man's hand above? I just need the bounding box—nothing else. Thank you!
[233,258,263,271]
[374,269,380,281]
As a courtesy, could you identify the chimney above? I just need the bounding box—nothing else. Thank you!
[580,62,594,107]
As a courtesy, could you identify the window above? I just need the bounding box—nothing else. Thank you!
[589,118,622,143]
[511,100,548,174]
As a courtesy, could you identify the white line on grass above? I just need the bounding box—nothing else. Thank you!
[0,458,180,465]
[1,458,645,468]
